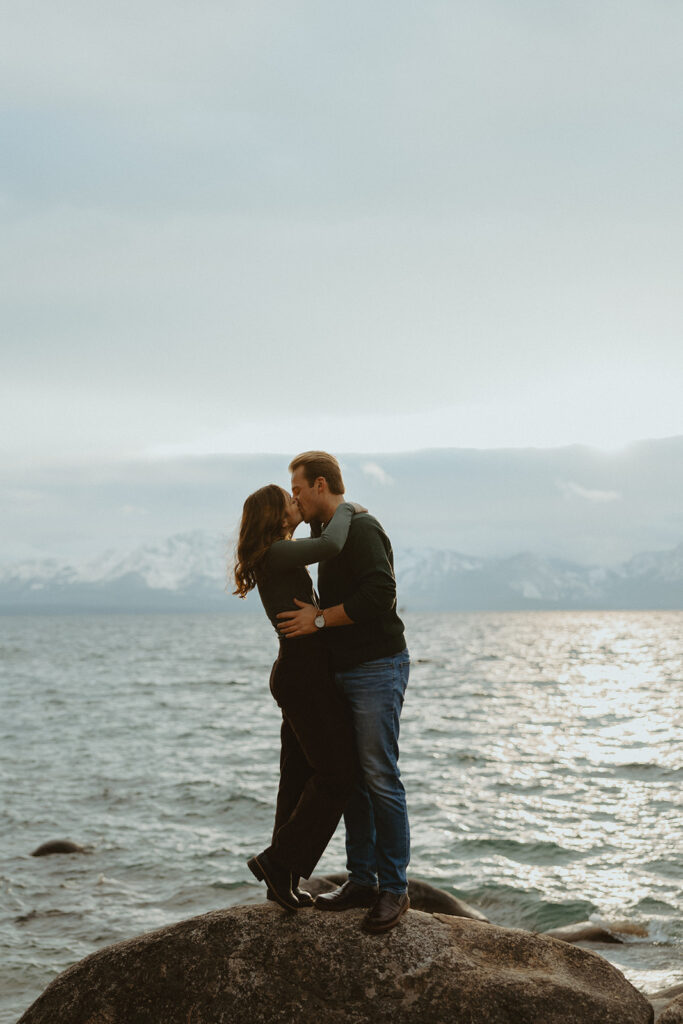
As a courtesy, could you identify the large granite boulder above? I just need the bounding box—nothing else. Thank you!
[304,872,490,921]
[18,903,653,1024]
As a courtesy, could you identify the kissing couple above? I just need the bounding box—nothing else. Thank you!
[233,450,410,934]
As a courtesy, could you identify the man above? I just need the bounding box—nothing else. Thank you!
[277,450,410,934]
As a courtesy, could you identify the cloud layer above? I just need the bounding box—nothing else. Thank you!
[2,1,682,462]
[1,438,681,567]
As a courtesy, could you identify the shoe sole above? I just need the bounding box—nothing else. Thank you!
[362,897,410,934]
[247,856,299,912]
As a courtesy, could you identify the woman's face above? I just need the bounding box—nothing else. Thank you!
[282,493,303,533]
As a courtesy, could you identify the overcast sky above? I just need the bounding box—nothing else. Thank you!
[2,0,682,470]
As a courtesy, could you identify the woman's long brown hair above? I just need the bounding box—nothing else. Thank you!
[233,484,290,598]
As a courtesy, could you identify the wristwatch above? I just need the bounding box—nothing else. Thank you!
[314,611,326,629]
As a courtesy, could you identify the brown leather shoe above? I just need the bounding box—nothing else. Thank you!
[363,891,410,933]
[314,879,378,911]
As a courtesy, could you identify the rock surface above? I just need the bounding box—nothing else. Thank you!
[306,872,490,922]
[18,902,653,1024]
[658,991,683,1023]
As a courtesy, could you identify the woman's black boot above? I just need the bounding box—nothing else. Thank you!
[247,851,299,911]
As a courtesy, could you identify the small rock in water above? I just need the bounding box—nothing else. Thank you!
[608,919,649,938]
[406,877,490,922]
[542,921,624,944]
[305,872,490,922]
[30,840,87,857]
[653,984,683,1002]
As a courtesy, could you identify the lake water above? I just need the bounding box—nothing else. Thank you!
[1,610,681,1022]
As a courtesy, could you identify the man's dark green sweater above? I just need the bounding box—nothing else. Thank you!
[318,512,406,670]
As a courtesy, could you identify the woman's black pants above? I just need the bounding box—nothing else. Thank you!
[264,634,356,880]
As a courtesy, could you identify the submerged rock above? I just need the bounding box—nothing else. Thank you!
[305,872,489,921]
[30,840,87,857]
[18,903,653,1024]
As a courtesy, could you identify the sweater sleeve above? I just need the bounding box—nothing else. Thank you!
[265,502,356,572]
[341,518,397,623]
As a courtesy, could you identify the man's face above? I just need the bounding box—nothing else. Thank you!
[290,466,321,523]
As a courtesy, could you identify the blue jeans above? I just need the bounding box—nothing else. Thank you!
[334,649,410,894]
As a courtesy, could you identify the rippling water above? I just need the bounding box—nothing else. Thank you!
[1,611,681,1022]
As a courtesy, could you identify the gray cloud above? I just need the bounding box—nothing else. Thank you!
[558,481,621,503]
[362,462,394,486]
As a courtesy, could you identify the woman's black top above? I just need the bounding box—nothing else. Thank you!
[256,502,357,633]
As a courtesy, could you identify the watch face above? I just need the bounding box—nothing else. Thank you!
[315,613,326,629]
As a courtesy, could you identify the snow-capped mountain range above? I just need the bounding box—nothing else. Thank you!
[1,532,682,612]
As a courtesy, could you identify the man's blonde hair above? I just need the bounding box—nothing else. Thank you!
[288,451,345,494]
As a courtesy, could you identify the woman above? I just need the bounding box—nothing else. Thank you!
[233,485,362,910]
